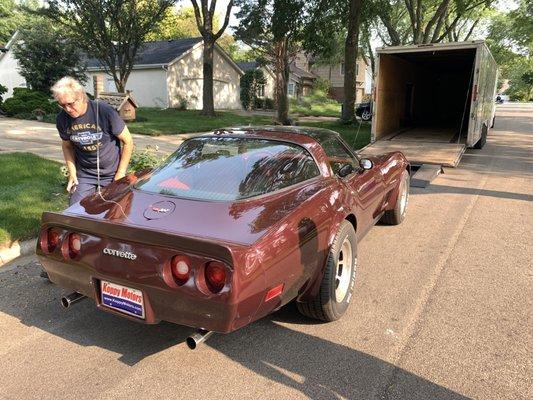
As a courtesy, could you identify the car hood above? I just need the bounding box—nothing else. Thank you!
[67,174,330,246]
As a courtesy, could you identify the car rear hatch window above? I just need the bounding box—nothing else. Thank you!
[134,137,320,201]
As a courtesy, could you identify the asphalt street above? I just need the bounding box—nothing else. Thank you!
[0,103,531,399]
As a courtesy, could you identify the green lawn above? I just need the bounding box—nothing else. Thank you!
[301,120,371,150]
[0,153,68,247]
[291,102,341,118]
[128,108,274,136]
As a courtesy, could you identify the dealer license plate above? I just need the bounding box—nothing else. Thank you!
[100,280,145,319]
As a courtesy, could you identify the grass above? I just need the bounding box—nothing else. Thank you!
[301,120,372,150]
[128,108,274,136]
[0,153,68,247]
[290,102,341,118]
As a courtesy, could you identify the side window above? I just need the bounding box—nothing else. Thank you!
[320,137,358,175]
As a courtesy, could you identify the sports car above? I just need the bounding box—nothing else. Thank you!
[37,126,409,344]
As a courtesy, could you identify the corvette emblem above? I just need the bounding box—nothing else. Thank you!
[103,248,137,260]
[152,207,170,213]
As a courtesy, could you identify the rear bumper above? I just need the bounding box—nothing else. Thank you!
[38,255,246,334]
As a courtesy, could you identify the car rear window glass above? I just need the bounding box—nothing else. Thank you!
[134,137,320,201]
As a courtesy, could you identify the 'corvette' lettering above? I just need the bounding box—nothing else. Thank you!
[102,248,137,260]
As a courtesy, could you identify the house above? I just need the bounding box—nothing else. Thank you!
[85,37,244,110]
[0,31,27,98]
[237,58,317,100]
[310,57,369,103]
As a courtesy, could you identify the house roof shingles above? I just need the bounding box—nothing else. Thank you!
[237,61,260,72]
[85,37,203,69]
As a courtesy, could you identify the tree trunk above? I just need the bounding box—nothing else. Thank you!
[275,39,290,125]
[342,0,362,122]
[202,39,215,116]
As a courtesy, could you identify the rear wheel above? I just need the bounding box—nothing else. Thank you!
[381,169,409,225]
[297,220,357,321]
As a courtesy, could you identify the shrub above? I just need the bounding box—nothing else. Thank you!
[240,69,266,110]
[253,97,265,109]
[175,95,188,110]
[128,145,166,173]
[2,88,59,116]
[42,114,57,124]
[0,84,7,107]
[13,112,35,120]
[264,97,275,109]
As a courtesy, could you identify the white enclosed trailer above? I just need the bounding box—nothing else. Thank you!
[362,41,498,167]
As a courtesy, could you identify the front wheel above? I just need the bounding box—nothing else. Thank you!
[381,169,409,225]
[361,110,372,121]
[297,220,357,321]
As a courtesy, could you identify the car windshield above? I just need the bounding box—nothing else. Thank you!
[134,137,320,201]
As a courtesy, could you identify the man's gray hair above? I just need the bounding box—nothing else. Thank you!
[51,77,87,101]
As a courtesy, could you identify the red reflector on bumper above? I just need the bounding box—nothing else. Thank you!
[265,284,284,302]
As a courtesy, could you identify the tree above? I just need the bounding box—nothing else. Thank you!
[190,0,234,116]
[0,0,38,45]
[240,69,266,110]
[235,0,308,124]
[42,0,176,93]
[12,19,87,93]
[374,0,496,45]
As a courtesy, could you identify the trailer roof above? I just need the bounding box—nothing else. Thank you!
[376,40,486,54]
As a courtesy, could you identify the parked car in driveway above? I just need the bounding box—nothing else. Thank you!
[355,102,372,121]
[37,126,410,341]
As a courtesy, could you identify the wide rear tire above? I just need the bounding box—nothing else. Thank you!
[381,169,409,225]
[297,220,357,322]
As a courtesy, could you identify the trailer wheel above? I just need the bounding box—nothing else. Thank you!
[297,220,357,322]
[381,169,409,225]
[474,124,488,149]
[361,110,372,121]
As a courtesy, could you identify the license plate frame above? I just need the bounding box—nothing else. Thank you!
[100,280,145,319]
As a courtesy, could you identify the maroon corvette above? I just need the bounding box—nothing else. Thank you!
[37,126,409,341]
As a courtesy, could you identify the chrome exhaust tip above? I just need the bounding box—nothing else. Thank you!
[186,329,214,350]
[61,292,86,308]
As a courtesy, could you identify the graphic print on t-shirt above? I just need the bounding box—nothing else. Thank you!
[67,123,103,152]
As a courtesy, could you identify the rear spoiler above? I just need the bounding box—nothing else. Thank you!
[41,212,235,265]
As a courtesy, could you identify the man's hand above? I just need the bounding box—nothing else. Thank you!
[67,175,79,193]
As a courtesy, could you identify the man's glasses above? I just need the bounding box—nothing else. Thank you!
[58,98,80,109]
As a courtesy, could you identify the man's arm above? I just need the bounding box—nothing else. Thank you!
[114,126,134,180]
[61,140,78,192]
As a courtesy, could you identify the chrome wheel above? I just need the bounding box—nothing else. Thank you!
[399,177,409,217]
[335,238,354,302]
[361,110,372,121]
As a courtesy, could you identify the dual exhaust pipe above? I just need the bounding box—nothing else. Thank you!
[60,292,213,349]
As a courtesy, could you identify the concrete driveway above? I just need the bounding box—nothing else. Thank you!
[0,117,197,162]
[0,103,531,399]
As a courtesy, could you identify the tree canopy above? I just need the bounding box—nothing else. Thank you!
[42,0,177,92]
[12,19,87,93]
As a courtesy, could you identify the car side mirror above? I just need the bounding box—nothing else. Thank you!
[359,158,373,170]
[338,163,355,178]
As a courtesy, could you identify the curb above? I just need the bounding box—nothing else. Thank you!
[0,238,37,267]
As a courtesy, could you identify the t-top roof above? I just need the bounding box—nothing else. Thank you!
[85,37,203,68]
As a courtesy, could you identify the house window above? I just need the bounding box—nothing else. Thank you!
[288,83,295,96]
[257,84,265,97]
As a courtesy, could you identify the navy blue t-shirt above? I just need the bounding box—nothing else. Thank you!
[57,100,125,183]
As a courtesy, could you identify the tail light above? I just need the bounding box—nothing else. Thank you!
[41,228,60,254]
[205,261,227,293]
[61,232,81,259]
[171,255,191,285]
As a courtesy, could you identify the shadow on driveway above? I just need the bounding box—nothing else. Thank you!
[0,260,468,399]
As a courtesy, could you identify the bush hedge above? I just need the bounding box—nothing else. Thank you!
[1,88,59,117]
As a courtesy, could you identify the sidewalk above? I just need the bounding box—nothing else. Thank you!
[0,117,201,163]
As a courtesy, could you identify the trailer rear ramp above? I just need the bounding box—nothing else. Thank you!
[359,139,466,167]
